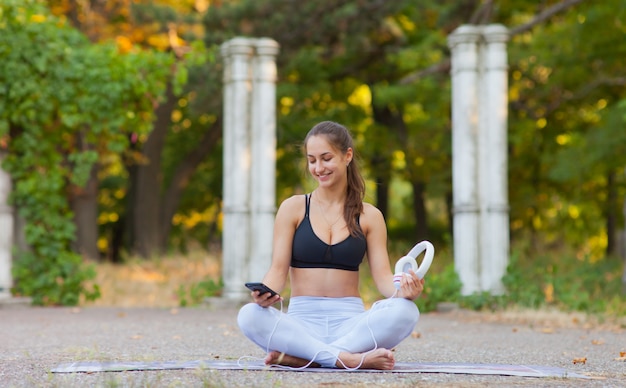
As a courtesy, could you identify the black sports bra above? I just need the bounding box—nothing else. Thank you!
[291,194,366,271]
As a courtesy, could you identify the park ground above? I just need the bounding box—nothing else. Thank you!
[1,253,625,387]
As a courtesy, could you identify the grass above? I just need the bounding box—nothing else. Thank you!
[82,245,626,331]
[84,250,222,308]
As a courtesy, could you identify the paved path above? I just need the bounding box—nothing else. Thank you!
[1,304,624,387]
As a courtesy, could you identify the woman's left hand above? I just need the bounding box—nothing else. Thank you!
[399,270,425,300]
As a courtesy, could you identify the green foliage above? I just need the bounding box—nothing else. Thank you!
[0,0,172,305]
[503,250,626,315]
[177,278,223,307]
[459,292,507,312]
[416,263,462,312]
[11,251,100,306]
[412,247,626,317]
[506,0,626,255]
[500,252,545,309]
[2,0,623,309]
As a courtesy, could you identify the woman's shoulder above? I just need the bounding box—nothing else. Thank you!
[358,202,386,237]
[362,201,383,217]
[277,194,307,215]
[360,201,385,225]
[280,193,307,206]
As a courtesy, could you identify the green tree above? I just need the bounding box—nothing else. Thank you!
[30,0,626,282]
[505,0,626,258]
[47,0,220,259]
[0,0,172,304]
[204,0,454,245]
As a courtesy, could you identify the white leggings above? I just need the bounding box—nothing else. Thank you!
[237,296,420,368]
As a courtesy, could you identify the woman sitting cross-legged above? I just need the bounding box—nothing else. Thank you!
[237,121,424,370]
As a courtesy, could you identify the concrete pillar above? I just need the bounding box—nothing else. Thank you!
[249,39,279,282]
[448,26,482,295]
[480,25,510,294]
[0,151,13,299]
[221,38,254,301]
[220,38,279,301]
[448,25,510,295]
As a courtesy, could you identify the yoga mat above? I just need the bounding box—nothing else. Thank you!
[51,359,589,378]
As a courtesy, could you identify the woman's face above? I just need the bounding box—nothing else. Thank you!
[306,135,352,188]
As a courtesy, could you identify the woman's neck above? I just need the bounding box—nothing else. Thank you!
[313,186,346,206]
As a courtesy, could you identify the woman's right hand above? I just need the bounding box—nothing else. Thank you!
[252,291,283,307]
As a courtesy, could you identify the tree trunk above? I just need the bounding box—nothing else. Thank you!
[370,156,390,219]
[619,169,626,295]
[445,190,454,240]
[70,163,100,261]
[606,170,617,256]
[621,196,626,293]
[412,180,428,241]
[370,90,402,219]
[370,95,432,241]
[132,84,176,258]
[159,117,222,251]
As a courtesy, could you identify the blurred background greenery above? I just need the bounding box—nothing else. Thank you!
[1,0,625,317]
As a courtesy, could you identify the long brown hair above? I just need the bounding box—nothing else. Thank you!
[304,121,366,237]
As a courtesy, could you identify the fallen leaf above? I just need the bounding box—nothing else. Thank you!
[543,283,554,303]
[411,331,421,339]
[572,357,587,365]
[615,357,626,362]
[591,339,604,345]
[620,351,626,357]
[131,334,143,340]
[541,327,554,334]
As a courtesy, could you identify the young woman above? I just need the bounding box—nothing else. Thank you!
[237,121,424,370]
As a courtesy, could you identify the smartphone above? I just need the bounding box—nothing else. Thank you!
[245,282,279,298]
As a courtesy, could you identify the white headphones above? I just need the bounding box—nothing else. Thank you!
[393,241,435,289]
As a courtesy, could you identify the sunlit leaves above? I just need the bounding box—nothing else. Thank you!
[0,0,172,304]
[506,0,626,256]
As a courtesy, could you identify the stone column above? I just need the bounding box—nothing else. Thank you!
[448,25,510,295]
[249,39,280,282]
[480,25,510,294]
[221,38,254,301]
[448,26,482,295]
[220,38,279,301]
[0,151,13,299]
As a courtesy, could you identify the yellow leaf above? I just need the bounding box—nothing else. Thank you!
[115,36,133,54]
[31,14,46,23]
[543,283,554,303]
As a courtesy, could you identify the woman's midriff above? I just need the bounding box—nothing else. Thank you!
[290,267,360,297]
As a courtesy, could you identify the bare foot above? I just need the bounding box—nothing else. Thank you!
[336,348,395,370]
[265,350,320,368]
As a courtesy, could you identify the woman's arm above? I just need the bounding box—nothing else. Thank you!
[363,203,424,300]
[254,195,302,306]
